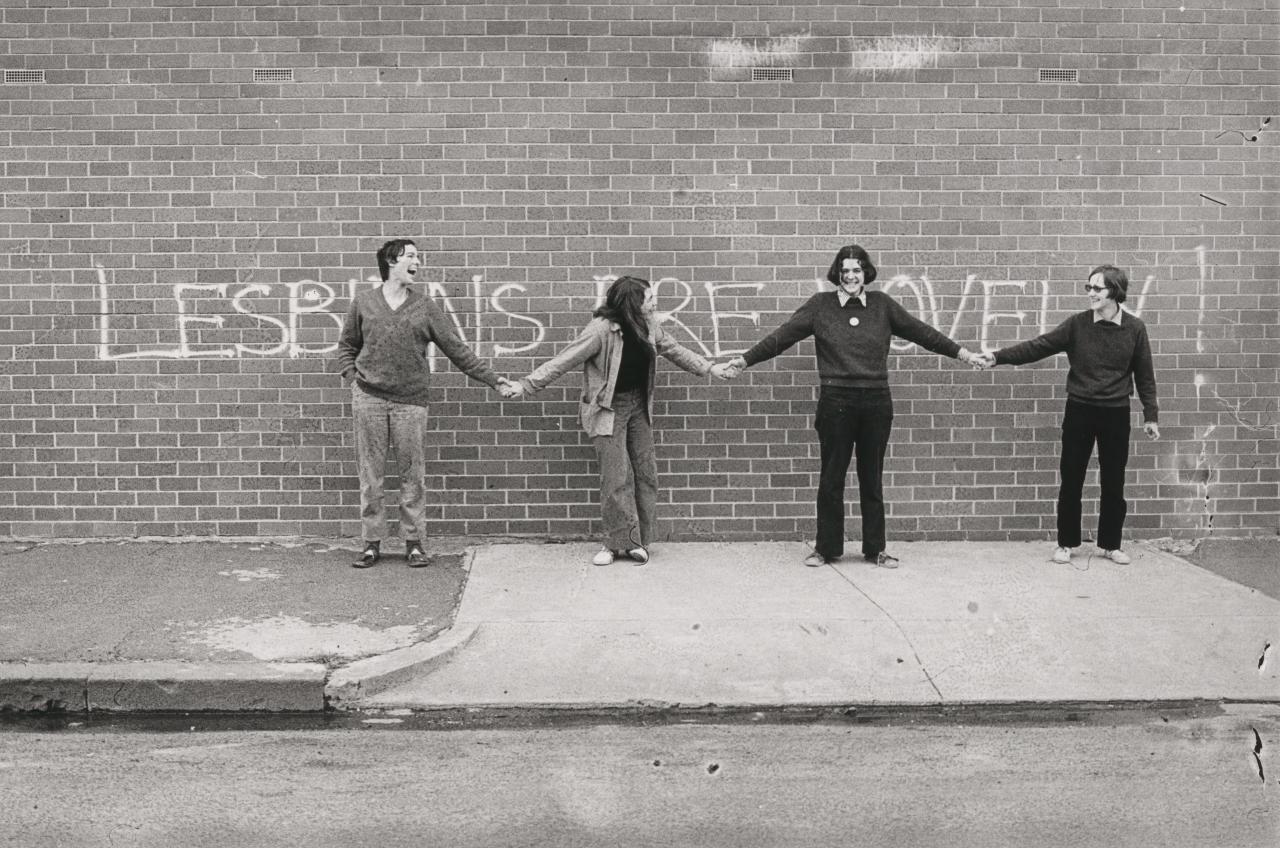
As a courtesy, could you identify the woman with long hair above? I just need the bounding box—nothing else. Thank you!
[512,275,720,565]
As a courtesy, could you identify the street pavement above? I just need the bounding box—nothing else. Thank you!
[0,536,1276,713]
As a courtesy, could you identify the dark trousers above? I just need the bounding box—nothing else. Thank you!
[814,387,894,560]
[1058,399,1131,550]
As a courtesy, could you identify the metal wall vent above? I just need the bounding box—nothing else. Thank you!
[751,67,793,82]
[4,70,46,84]
[253,68,294,83]
[1039,68,1078,83]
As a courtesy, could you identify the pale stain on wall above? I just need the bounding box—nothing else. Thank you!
[706,35,808,68]
[848,36,967,72]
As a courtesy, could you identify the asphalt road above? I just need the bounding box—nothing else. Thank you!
[2,706,1277,847]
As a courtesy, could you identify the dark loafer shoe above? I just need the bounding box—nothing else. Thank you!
[352,544,381,569]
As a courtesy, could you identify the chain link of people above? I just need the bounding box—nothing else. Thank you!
[339,239,1159,571]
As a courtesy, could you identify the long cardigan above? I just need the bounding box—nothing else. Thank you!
[518,317,711,437]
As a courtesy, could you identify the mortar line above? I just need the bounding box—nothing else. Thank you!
[827,564,945,700]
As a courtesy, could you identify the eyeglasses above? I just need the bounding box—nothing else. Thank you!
[1083,284,1107,293]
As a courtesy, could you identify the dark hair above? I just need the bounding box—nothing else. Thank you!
[1088,264,1128,304]
[377,238,416,282]
[826,244,878,287]
[594,275,652,347]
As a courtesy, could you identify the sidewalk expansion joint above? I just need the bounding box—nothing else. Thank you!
[826,564,944,700]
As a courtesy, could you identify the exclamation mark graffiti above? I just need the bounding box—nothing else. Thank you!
[473,274,485,356]
[1131,274,1154,318]
[1195,245,1207,353]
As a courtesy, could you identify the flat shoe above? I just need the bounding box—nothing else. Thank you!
[352,546,380,569]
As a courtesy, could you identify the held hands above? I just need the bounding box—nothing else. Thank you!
[959,349,996,371]
[1143,422,1160,441]
[496,377,523,399]
[711,357,747,381]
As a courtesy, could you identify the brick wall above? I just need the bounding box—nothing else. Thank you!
[1,0,1277,541]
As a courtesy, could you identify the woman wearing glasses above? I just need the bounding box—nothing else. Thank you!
[977,265,1160,565]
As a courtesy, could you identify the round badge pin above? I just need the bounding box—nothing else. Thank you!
[848,317,859,327]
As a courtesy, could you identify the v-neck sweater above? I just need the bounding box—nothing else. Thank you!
[742,290,961,387]
[336,286,500,407]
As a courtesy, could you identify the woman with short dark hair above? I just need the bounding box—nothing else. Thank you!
[720,244,979,569]
[979,264,1160,565]
[337,238,517,569]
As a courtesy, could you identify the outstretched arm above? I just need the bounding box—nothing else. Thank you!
[886,299,962,359]
[739,296,819,369]
[518,322,605,396]
[992,318,1073,367]
[653,324,712,377]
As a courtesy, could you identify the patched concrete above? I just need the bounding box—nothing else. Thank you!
[0,540,465,666]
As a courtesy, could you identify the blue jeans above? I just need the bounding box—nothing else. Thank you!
[352,383,429,542]
[813,387,894,560]
[591,388,658,551]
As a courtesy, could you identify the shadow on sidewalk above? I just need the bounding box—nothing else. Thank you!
[1168,536,1280,601]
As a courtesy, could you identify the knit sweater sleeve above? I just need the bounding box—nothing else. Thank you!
[885,297,962,358]
[741,295,818,366]
[1131,321,1159,423]
[335,298,362,380]
[993,316,1073,366]
[424,299,501,389]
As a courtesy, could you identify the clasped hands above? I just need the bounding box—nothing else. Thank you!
[495,377,523,399]
[710,357,747,381]
[959,348,996,371]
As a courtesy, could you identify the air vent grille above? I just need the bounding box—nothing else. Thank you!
[4,70,45,84]
[253,68,294,83]
[751,67,793,82]
[1039,68,1078,83]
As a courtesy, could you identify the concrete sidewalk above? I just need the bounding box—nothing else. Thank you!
[0,537,1276,713]
[0,538,469,712]
[353,541,1280,711]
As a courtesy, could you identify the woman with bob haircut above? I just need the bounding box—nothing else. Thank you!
[509,275,724,566]
[719,244,980,569]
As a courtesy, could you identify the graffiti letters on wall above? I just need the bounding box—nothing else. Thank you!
[95,263,1165,364]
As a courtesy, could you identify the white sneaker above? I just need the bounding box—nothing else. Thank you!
[1052,546,1072,564]
[592,548,615,566]
[625,546,649,565]
[1101,548,1131,564]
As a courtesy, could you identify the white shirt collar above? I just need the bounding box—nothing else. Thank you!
[837,288,867,308]
[1092,306,1124,326]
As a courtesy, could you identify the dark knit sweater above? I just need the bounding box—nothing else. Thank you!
[742,291,962,387]
[336,287,500,408]
[993,310,1159,422]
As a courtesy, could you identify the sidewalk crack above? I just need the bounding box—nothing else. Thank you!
[828,565,944,700]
